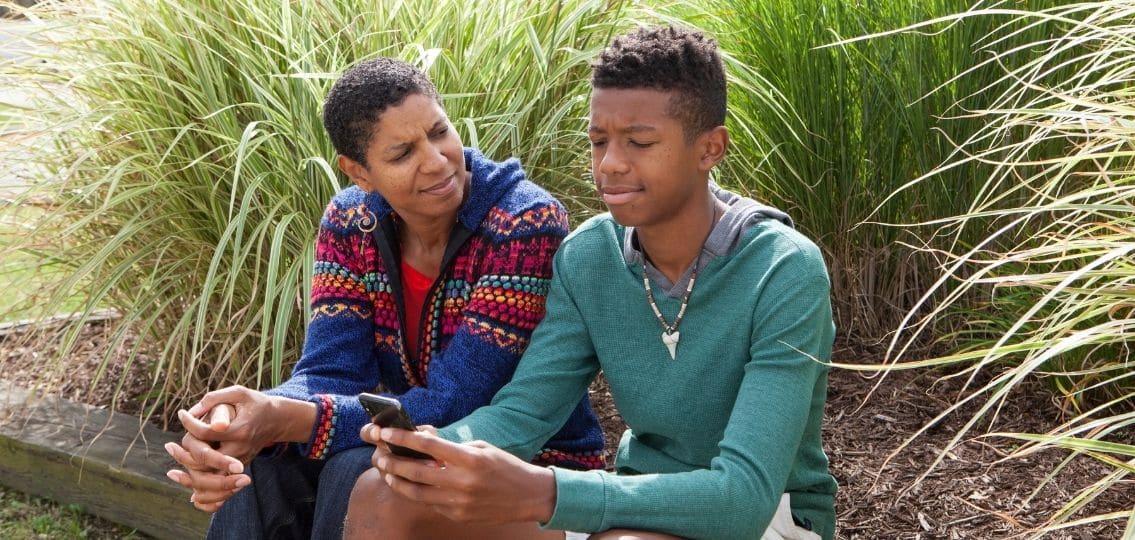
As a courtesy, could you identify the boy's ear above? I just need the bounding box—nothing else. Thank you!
[337,154,373,191]
[697,126,729,172]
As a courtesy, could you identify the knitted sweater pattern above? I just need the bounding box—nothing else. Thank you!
[270,148,605,469]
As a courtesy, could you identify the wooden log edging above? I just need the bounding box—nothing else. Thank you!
[0,381,209,539]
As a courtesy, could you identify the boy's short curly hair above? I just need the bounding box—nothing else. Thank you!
[322,57,439,168]
[591,25,726,141]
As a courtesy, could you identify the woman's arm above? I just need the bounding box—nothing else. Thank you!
[263,197,384,458]
[434,246,600,459]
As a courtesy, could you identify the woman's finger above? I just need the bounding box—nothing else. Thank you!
[188,385,249,417]
[169,436,244,475]
[208,403,236,432]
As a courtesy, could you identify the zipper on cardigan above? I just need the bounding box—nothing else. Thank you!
[372,217,474,386]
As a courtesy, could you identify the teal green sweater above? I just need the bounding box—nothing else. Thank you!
[439,209,837,540]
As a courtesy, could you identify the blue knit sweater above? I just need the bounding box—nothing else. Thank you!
[268,148,605,468]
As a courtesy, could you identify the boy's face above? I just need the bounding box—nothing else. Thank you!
[588,88,710,229]
[338,93,467,222]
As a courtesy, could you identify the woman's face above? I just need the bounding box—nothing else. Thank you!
[342,92,467,223]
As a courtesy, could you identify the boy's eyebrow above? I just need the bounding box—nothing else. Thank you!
[588,124,657,134]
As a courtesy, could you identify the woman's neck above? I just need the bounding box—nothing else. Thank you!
[398,211,457,278]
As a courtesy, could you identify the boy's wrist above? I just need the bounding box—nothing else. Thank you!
[526,464,558,524]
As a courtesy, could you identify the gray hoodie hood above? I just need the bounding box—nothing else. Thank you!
[624,184,793,297]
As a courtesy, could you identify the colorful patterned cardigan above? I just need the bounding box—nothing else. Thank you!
[267,148,605,469]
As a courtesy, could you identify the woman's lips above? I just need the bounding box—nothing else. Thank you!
[422,174,458,196]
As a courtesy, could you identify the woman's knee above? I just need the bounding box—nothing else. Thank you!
[320,446,373,489]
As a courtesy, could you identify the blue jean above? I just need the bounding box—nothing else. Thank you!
[206,446,373,540]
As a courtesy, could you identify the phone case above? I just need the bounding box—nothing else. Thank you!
[357,393,432,460]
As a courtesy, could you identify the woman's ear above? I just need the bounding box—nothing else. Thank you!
[697,126,729,172]
[337,154,373,191]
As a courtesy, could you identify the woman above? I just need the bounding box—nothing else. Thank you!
[164,57,605,539]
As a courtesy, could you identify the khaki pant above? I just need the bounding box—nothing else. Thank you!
[562,494,820,540]
[762,494,821,540]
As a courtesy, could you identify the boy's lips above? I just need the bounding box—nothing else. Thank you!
[599,184,643,206]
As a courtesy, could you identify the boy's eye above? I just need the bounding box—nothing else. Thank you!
[590,139,607,148]
[629,140,654,148]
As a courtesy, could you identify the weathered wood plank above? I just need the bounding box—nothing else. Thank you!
[0,309,120,337]
[0,381,209,539]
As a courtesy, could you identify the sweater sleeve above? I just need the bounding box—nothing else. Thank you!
[398,202,576,432]
[542,247,834,540]
[265,199,383,459]
[436,245,600,459]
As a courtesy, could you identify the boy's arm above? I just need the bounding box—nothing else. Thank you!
[436,248,599,459]
[395,201,571,430]
[543,250,834,540]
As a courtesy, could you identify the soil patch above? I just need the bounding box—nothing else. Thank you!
[1,320,1131,539]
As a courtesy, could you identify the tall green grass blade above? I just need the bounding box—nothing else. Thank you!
[0,0,639,421]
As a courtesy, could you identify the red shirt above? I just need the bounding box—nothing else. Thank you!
[400,260,433,359]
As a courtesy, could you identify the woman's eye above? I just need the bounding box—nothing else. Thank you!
[431,126,448,138]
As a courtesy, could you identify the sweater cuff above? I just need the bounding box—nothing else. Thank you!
[542,467,607,532]
[297,394,339,460]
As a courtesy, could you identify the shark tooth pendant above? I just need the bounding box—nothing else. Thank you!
[662,330,679,359]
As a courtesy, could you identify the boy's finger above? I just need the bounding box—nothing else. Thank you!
[380,429,468,474]
[359,422,381,444]
[380,428,459,462]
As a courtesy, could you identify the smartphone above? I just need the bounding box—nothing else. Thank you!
[357,393,432,460]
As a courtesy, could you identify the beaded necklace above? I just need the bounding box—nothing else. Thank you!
[641,202,720,360]
[642,252,701,360]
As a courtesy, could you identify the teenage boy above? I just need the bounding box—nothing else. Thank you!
[345,25,837,540]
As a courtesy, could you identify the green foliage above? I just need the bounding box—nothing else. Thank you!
[849,1,1135,535]
[0,0,633,421]
[0,485,144,539]
[2,0,1130,534]
[666,0,1056,341]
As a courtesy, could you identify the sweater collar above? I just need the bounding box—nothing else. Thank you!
[623,184,793,297]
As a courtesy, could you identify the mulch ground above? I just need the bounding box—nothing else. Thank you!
[1,320,1132,539]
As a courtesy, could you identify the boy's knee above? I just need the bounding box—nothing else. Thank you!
[344,468,388,539]
[349,467,387,502]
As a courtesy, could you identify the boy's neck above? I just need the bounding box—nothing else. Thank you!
[636,192,722,283]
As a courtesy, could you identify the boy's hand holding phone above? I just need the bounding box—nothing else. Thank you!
[357,393,433,460]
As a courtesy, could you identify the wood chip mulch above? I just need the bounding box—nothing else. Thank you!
[3,321,1133,539]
